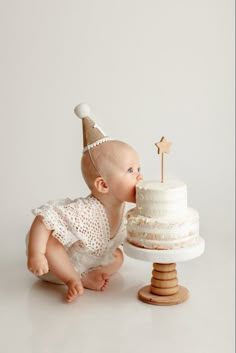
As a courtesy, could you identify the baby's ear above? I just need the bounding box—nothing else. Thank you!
[94,177,109,193]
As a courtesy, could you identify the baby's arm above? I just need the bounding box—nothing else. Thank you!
[27,215,51,276]
[27,216,84,301]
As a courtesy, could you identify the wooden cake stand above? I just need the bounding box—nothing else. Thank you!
[123,237,205,306]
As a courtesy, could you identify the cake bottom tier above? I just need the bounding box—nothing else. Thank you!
[126,207,199,250]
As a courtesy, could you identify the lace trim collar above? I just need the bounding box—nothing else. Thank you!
[89,195,125,240]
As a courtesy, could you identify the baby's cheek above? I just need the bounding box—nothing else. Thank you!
[129,186,136,201]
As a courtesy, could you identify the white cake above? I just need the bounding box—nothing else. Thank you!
[126,179,199,250]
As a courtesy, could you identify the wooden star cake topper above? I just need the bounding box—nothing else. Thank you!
[155,136,172,183]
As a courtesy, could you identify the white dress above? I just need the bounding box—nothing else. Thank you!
[31,195,126,282]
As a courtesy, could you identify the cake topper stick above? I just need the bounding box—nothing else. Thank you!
[155,136,172,183]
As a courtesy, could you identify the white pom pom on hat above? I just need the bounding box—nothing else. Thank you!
[74,103,91,119]
[74,103,112,152]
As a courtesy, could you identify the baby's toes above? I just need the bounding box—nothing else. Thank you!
[66,290,74,302]
[100,274,110,291]
[66,295,73,303]
[101,280,109,291]
[66,282,84,302]
[70,287,77,296]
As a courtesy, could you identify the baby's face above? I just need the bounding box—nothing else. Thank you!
[104,144,142,203]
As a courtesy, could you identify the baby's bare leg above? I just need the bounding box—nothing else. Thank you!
[45,236,84,302]
[82,248,124,291]
[27,216,51,276]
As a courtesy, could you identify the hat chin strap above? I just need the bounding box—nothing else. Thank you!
[83,137,113,153]
[87,148,109,189]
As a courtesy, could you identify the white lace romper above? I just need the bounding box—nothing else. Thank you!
[30,195,126,283]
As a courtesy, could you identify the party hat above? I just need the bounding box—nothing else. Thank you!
[74,103,112,153]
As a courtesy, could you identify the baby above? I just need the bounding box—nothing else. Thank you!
[27,104,142,302]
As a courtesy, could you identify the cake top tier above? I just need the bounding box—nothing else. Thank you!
[136,179,186,192]
[136,178,187,218]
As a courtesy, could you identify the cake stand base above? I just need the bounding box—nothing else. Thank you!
[123,238,205,306]
[138,262,189,306]
[138,285,189,306]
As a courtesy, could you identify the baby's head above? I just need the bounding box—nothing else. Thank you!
[75,103,142,202]
[81,140,142,203]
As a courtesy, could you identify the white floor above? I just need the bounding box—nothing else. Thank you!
[0,232,234,353]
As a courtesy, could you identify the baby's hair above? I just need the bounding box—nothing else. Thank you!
[81,151,100,190]
[81,140,134,191]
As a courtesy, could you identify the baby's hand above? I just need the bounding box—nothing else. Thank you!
[27,254,49,276]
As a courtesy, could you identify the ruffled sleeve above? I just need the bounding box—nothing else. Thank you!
[32,196,111,255]
[32,198,80,247]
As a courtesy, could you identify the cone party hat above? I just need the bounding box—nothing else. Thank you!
[74,103,112,153]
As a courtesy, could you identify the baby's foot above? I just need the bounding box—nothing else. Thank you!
[81,270,110,291]
[28,253,49,276]
[66,279,84,303]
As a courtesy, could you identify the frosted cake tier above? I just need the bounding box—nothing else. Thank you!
[127,178,200,250]
[136,179,187,218]
[127,207,199,250]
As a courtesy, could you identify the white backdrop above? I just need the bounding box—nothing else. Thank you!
[0,0,234,263]
[0,0,234,258]
[0,0,234,334]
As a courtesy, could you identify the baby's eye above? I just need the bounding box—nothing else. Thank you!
[138,167,141,173]
[127,167,133,173]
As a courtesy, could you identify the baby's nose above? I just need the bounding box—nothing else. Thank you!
[136,173,143,182]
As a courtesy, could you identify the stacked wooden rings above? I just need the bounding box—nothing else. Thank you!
[150,263,179,296]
